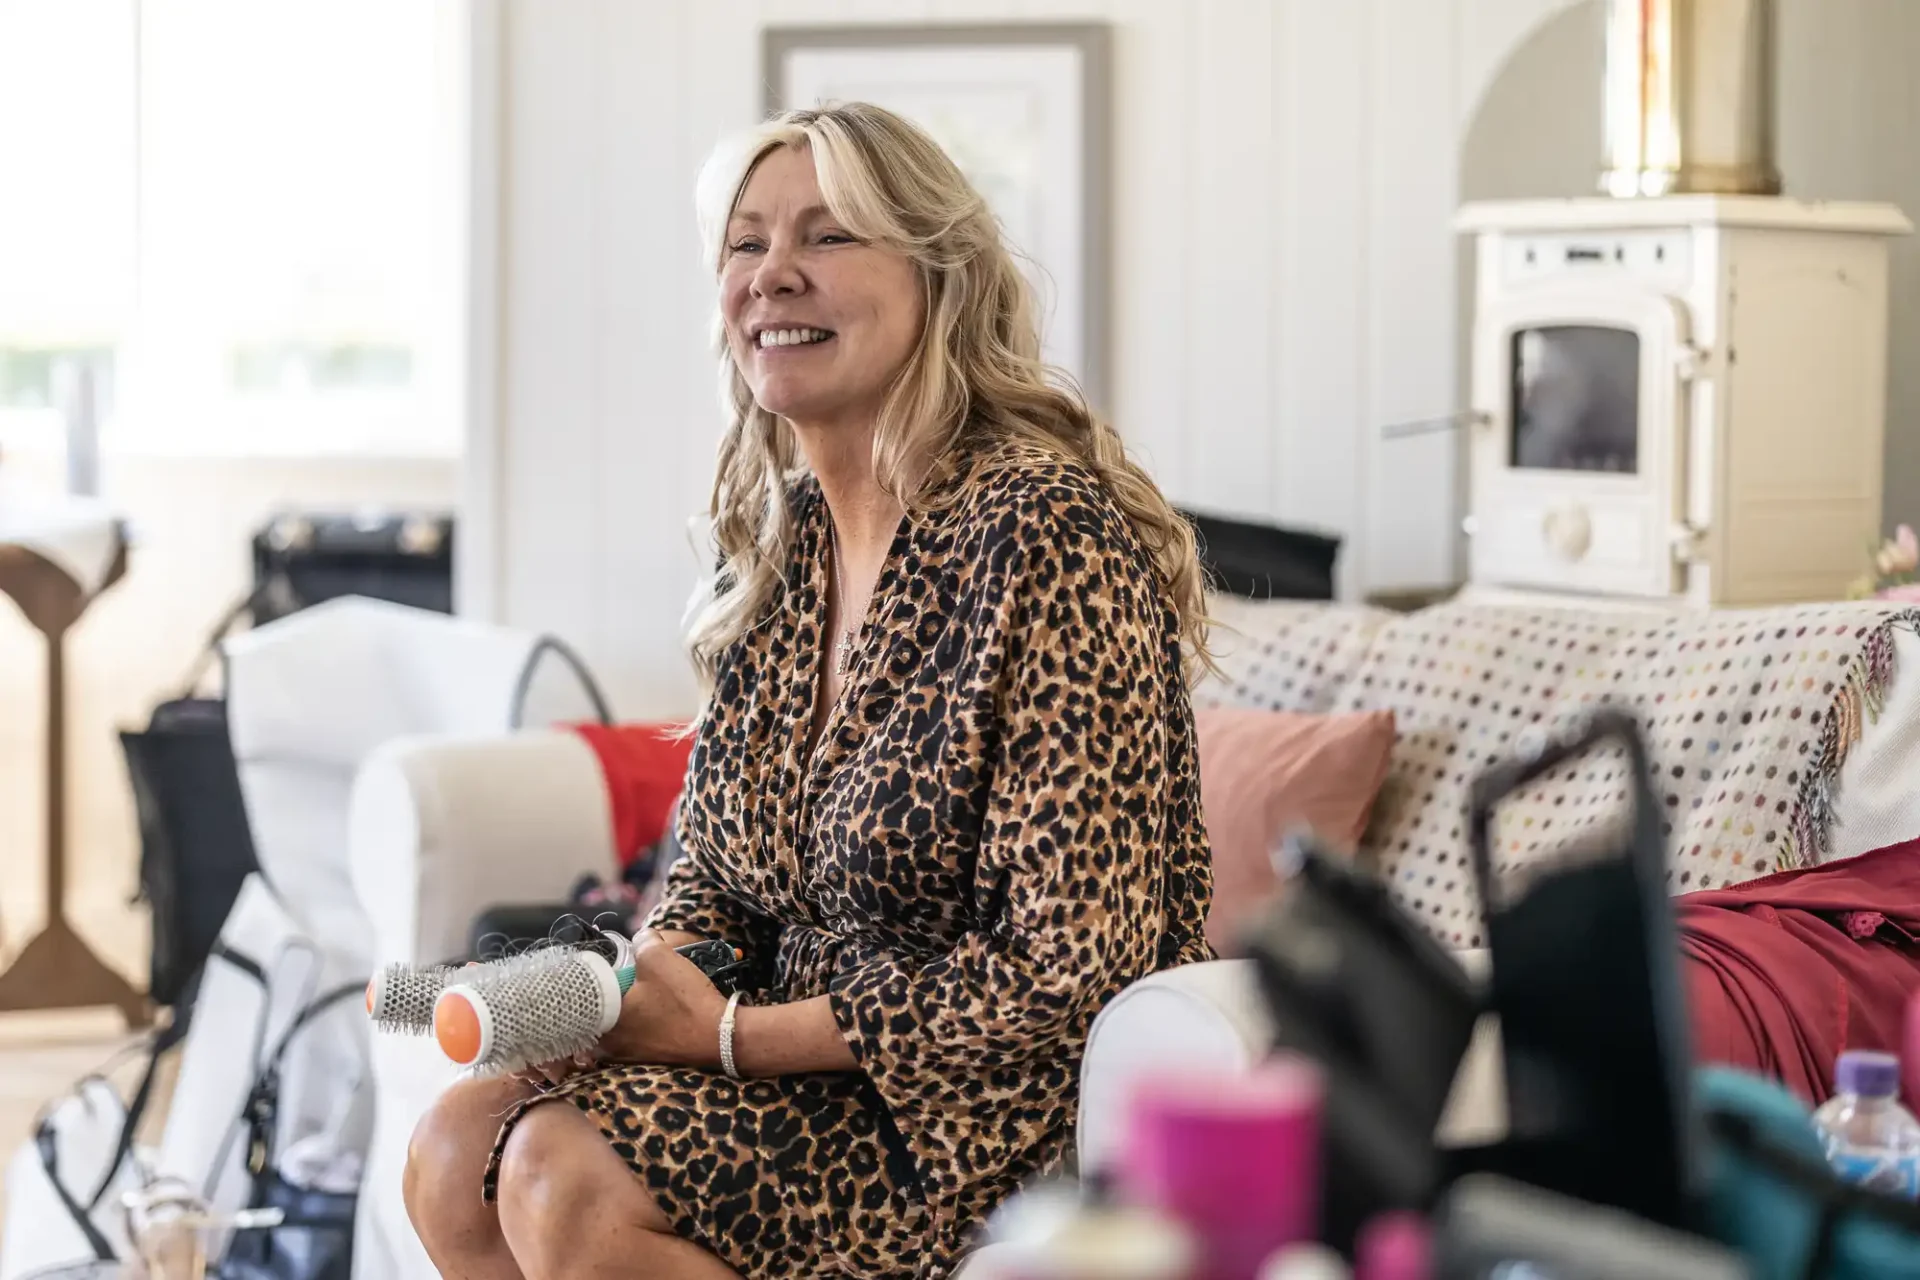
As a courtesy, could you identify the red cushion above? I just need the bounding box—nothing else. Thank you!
[568,722,694,867]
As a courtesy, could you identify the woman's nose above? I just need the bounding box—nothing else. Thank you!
[750,241,805,298]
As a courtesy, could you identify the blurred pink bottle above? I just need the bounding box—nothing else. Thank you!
[1119,1056,1324,1280]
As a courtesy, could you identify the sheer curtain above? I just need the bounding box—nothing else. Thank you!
[0,0,462,470]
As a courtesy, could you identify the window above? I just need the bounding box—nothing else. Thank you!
[0,0,463,457]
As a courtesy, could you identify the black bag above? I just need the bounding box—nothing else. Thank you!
[250,510,453,626]
[122,699,259,1009]
[214,961,365,1280]
[217,1168,357,1280]
[32,947,362,1280]
[121,588,268,1010]
[31,1011,193,1265]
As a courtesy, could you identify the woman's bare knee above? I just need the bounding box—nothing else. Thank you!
[404,1075,532,1259]
[495,1103,674,1275]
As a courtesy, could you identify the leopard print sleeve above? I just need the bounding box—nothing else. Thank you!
[826,466,1207,1224]
[642,793,781,978]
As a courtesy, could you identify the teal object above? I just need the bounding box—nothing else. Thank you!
[1696,1066,1826,1278]
[1696,1066,1920,1279]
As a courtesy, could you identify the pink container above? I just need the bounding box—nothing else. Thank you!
[1118,1056,1325,1280]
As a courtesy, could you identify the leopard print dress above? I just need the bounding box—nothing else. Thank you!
[482,453,1215,1278]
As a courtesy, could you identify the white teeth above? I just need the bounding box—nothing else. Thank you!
[757,328,831,348]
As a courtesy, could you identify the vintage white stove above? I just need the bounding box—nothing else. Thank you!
[1454,195,1910,608]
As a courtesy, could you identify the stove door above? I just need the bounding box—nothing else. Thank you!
[1468,288,1694,599]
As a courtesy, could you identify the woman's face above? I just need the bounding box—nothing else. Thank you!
[719,144,924,431]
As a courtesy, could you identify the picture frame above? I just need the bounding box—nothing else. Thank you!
[762,23,1112,413]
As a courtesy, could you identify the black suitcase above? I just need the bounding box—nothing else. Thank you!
[250,510,454,626]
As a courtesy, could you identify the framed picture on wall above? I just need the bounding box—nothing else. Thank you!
[762,23,1112,413]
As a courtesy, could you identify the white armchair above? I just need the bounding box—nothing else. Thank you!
[345,733,1510,1280]
[346,730,619,1280]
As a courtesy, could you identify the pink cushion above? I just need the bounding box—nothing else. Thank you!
[1195,707,1397,952]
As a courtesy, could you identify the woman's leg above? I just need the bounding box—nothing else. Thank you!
[405,1075,537,1280]
[494,1102,742,1280]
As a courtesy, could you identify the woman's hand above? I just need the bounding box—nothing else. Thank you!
[596,931,732,1068]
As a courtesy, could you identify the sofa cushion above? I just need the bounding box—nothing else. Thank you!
[1335,599,1920,948]
[1194,706,1397,952]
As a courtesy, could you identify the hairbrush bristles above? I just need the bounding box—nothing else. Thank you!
[366,962,458,1034]
[434,947,624,1076]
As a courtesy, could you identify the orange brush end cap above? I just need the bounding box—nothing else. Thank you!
[435,994,485,1065]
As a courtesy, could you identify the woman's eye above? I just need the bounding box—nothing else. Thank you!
[730,238,765,254]
[818,232,855,245]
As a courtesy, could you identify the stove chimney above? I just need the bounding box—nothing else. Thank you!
[1599,0,1781,198]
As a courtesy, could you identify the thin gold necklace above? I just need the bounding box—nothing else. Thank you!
[827,525,861,678]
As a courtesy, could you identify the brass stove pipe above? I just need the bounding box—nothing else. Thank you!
[1600,0,1781,197]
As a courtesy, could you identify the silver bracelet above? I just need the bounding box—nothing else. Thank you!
[718,991,744,1080]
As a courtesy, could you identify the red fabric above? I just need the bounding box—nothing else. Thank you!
[1678,838,1920,1106]
[568,722,694,867]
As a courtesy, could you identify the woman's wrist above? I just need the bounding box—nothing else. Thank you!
[725,997,858,1078]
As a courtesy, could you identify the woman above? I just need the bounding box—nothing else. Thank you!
[404,102,1215,1280]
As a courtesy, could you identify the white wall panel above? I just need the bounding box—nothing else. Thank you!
[485,0,1574,717]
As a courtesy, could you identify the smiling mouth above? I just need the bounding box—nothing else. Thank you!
[755,327,835,350]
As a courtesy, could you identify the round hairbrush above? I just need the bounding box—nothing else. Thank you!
[433,942,636,1074]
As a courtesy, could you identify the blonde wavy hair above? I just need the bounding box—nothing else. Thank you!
[685,102,1211,692]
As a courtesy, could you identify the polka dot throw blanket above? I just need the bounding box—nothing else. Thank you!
[1200,596,1920,949]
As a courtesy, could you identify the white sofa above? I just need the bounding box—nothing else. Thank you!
[345,594,1920,1274]
[344,728,1508,1280]
[343,592,1920,1277]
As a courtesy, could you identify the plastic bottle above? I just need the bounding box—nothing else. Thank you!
[1810,1049,1920,1199]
